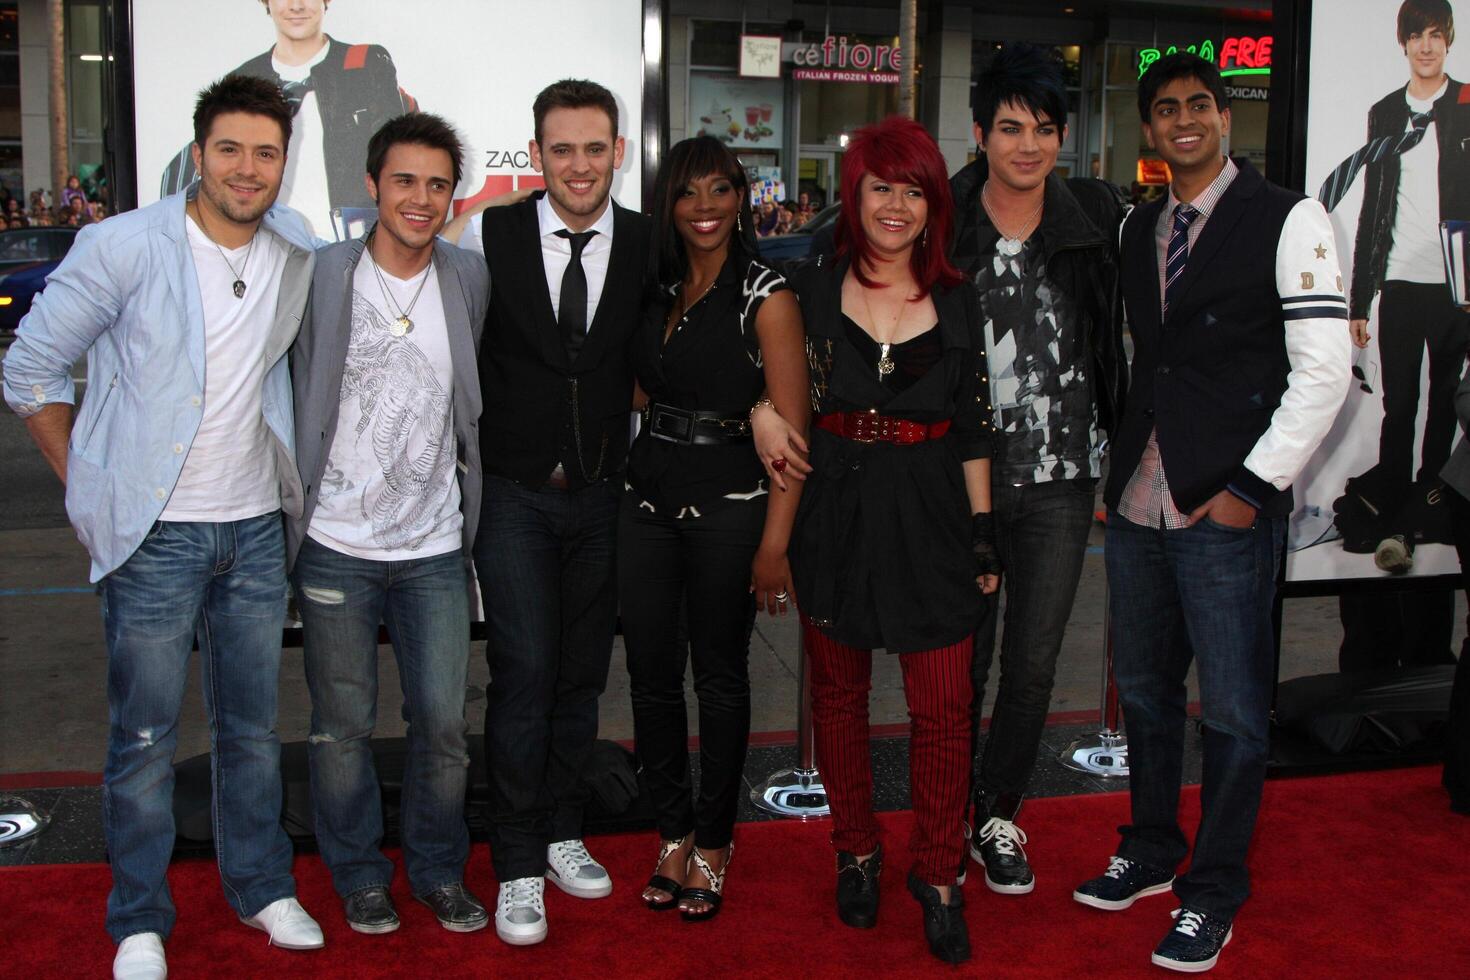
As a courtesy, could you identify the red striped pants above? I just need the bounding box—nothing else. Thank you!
[805,623,974,886]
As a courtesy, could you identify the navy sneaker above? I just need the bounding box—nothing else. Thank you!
[1072,855,1174,911]
[1151,907,1233,973]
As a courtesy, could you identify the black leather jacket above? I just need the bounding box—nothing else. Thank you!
[1350,77,1470,318]
[949,158,1129,436]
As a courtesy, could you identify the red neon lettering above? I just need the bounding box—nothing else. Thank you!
[1237,37,1257,67]
[1256,36,1273,67]
[1220,37,1239,67]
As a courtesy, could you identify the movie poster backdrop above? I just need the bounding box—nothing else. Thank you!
[1286,0,1470,581]
[130,0,645,242]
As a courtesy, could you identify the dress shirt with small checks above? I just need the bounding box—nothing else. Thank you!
[1117,158,1240,529]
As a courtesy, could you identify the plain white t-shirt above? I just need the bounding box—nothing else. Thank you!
[1385,80,1447,284]
[161,217,287,522]
[306,254,463,561]
[275,40,333,242]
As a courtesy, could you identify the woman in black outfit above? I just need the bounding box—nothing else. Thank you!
[619,136,809,920]
[756,116,1001,963]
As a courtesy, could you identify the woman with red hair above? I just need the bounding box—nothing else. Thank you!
[770,116,1000,963]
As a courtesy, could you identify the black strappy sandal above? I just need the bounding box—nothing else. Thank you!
[644,834,690,911]
[678,843,733,922]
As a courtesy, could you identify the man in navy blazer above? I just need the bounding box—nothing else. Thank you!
[287,112,490,938]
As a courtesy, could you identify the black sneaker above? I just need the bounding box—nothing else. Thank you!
[343,885,400,935]
[1072,855,1174,911]
[415,882,490,933]
[1152,907,1233,973]
[971,816,1034,894]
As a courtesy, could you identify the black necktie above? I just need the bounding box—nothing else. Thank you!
[1317,111,1433,212]
[555,230,596,363]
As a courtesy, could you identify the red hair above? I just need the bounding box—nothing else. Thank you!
[835,116,963,296]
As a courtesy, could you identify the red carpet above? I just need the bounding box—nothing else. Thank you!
[4,766,1467,978]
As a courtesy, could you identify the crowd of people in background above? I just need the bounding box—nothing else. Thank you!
[753,190,822,236]
[0,173,111,231]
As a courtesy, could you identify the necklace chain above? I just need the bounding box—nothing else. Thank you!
[857,284,915,379]
[981,180,1044,245]
[366,231,433,337]
[193,201,256,299]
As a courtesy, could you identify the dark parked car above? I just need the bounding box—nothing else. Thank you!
[756,203,840,261]
[0,227,78,334]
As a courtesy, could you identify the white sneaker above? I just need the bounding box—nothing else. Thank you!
[113,932,166,980]
[546,838,613,899]
[495,876,548,946]
[239,897,325,950]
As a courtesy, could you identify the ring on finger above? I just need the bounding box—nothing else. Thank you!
[774,591,789,603]
[772,457,788,473]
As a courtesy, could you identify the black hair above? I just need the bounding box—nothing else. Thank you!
[533,78,619,145]
[365,112,466,189]
[1398,0,1455,47]
[647,135,756,298]
[972,42,1069,139]
[192,74,293,150]
[1137,51,1230,123]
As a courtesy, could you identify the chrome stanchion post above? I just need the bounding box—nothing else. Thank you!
[1061,583,1130,777]
[0,795,50,848]
[752,629,830,819]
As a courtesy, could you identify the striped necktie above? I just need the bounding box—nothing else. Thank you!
[1164,203,1198,315]
[1316,111,1433,212]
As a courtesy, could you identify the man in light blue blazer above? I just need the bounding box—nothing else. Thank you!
[285,112,490,938]
[3,76,326,980]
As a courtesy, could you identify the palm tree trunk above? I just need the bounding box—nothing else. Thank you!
[898,0,918,119]
[48,0,68,203]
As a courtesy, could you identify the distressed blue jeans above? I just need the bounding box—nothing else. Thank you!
[99,513,295,942]
[293,537,472,898]
[1105,509,1285,920]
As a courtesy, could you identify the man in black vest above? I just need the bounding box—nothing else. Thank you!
[1072,54,1350,973]
[460,78,648,947]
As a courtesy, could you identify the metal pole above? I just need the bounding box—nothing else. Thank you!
[752,628,830,819]
[1061,582,1130,777]
[897,0,918,119]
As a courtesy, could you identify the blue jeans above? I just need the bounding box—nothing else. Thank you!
[293,537,472,898]
[99,513,295,943]
[473,475,620,881]
[970,478,1096,815]
[1105,509,1285,920]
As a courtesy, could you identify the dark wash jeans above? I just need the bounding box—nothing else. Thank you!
[1105,509,1285,920]
[617,493,763,850]
[474,474,620,881]
[293,537,472,898]
[1377,281,1470,487]
[970,478,1096,815]
[98,513,295,943]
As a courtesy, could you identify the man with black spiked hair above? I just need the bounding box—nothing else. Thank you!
[949,41,1128,898]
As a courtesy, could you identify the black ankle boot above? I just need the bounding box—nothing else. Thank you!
[835,843,882,928]
[906,871,971,964]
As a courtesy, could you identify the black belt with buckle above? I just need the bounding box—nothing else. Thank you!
[644,402,752,445]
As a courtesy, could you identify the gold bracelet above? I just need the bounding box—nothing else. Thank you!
[749,396,773,422]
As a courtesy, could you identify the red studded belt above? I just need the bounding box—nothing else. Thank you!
[816,410,951,445]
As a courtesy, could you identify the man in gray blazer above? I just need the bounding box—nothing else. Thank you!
[287,112,490,936]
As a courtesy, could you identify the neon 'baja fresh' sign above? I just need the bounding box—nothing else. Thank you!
[1137,36,1273,79]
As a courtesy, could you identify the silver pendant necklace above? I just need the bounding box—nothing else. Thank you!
[858,285,911,379]
[366,233,433,337]
[981,181,1043,257]
[194,203,256,298]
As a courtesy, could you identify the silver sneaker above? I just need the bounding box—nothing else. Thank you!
[547,838,613,898]
[495,876,548,946]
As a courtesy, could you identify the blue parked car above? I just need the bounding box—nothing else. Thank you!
[756,203,840,261]
[0,227,79,334]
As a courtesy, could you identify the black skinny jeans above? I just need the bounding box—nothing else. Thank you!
[1376,281,1470,488]
[617,493,764,849]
